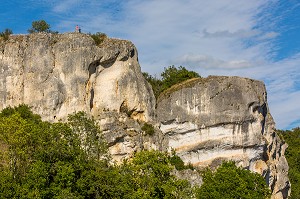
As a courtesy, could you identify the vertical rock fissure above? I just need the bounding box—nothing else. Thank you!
[260,103,267,134]
[90,88,94,110]
[87,60,100,111]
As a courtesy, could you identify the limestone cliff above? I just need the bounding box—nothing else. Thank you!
[157,76,290,199]
[0,33,155,122]
[0,33,290,198]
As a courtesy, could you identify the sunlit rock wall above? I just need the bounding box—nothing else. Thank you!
[0,33,155,122]
[157,76,290,199]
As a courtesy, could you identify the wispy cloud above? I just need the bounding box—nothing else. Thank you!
[174,54,254,69]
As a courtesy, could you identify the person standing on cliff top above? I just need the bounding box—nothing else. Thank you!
[75,25,81,33]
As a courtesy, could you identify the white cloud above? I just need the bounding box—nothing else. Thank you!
[202,29,260,39]
[174,54,254,69]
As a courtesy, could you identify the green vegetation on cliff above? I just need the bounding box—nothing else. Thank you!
[89,32,107,45]
[0,105,192,198]
[143,65,200,99]
[196,161,271,199]
[0,105,271,198]
[0,29,13,41]
[28,20,51,33]
[278,128,300,199]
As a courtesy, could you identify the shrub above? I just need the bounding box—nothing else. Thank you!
[141,122,155,136]
[90,32,107,45]
[169,149,194,170]
[0,29,13,41]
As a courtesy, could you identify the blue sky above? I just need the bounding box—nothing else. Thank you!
[1,0,300,130]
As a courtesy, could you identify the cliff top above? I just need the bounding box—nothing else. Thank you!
[157,75,265,103]
[0,32,134,51]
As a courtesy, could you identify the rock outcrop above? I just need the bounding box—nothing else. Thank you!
[0,33,155,122]
[0,33,290,198]
[157,76,290,199]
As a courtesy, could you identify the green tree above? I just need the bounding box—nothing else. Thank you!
[28,20,51,33]
[0,28,13,41]
[143,66,200,99]
[196,161,271,199]
[160,66,200,92]
[0,105,108,198]
[0,105,273,198]
[143,72,163,99]
[118,150,194,199]
[278,128,300,199]
[67,111,108,161]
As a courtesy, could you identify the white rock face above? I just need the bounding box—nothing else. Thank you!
[157,76,290,199]
[0,33,155,122]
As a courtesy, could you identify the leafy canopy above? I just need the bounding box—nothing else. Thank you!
[0,105,271,198]
[0,105,193,198]
[0,105,108,198]
[196,161,271,199]
[143,65,200,99]
[28,20,51,33]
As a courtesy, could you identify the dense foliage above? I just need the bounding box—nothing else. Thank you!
[196,161,271,199]
[0,105,271,198]
[0,105,192,198]
[0,105,108,198]
[28,20,52,33]
[143,66,200,99]
[278,127,300,199]
[0,29,13,41]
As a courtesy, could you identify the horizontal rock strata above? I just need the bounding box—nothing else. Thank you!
[157,76,290,199]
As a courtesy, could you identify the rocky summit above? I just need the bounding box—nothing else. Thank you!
[0,33,290,198]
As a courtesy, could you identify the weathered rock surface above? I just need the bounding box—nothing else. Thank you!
[0,33,155,122]
[0,33,290,198]
[157,76,290,198]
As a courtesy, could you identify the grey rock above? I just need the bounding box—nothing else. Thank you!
[0,33,155,122]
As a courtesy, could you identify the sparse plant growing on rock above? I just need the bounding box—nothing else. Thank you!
[141,122,155,136]
[169,149,194,170]
[0,29,13,41]
[90,32,107,45]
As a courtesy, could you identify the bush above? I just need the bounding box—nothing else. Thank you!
[90,32,107,45]
[169,149,194,170]
[0,29,13,41]
[141,122,155,136]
